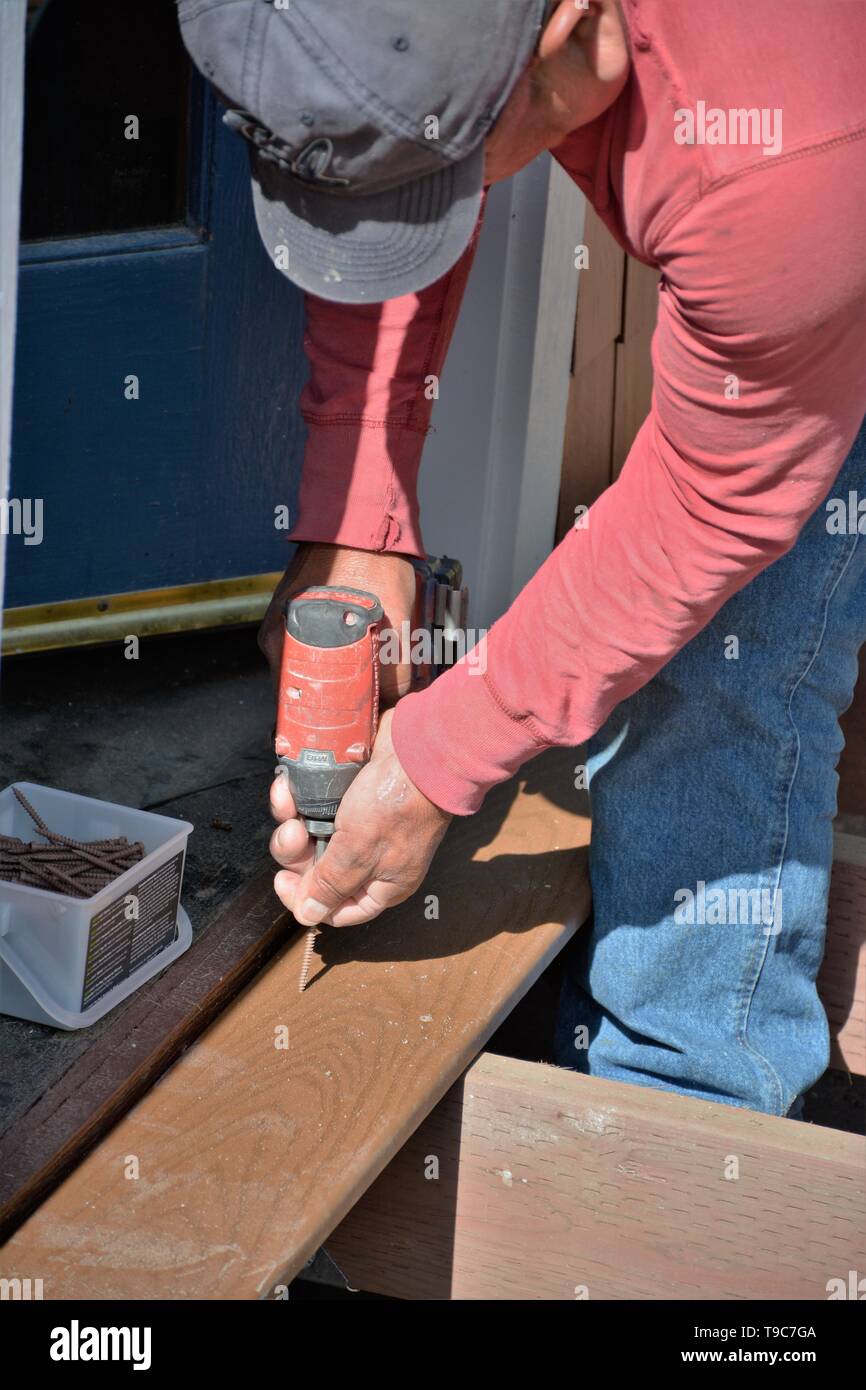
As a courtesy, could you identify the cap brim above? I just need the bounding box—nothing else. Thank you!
[249,145,484,304]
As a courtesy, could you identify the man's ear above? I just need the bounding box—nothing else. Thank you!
[538,0,585,62]
[540,1,628,86]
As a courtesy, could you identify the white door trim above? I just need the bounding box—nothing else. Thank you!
[420,153,584,629]
[0,0,27,641]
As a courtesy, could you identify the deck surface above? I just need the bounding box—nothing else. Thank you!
[0,628,289,1233]
[0,741,592,1298]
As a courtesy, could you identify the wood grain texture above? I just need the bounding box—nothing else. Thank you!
[328,1051,866,1301]
[556,204,624,541]
[821,836,866,1075]
[611,255,659,480]
[557,343,619,542]
[0,626,280,1138]
[0,748,591,1299]
[839,655,866,818]
[0,863,289,1243]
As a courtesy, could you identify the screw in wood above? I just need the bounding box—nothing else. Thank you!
[298,927,319,995]
[298,836,327,994]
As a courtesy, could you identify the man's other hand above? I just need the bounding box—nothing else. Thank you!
[258,541,418,706]
[269,709,452,927]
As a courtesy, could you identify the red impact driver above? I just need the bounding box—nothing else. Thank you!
[274,586,384,992]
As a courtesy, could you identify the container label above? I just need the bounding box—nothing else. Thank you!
[82,851,184,1011]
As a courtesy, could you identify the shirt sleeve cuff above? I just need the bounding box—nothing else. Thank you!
[287,421,427,559]
[390,641,551,816]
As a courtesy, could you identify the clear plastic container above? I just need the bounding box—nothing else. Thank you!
[0,782,193,1029]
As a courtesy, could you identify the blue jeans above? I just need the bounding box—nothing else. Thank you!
[554,418,866,1116]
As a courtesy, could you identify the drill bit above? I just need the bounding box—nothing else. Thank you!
[298,837,326,994]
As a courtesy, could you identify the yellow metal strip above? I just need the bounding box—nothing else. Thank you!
[1,572,282,655]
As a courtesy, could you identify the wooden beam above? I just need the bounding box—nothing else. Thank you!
[327,1050,866,1301]
[839,652,866,818]
[611,255,659,479]
[822,833,866,1075]
[556,205,624,541]
[0,749,591,1299]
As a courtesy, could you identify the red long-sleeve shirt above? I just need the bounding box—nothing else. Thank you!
[289,0,866,815]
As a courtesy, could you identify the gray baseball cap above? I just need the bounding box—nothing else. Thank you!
[177,0,547,303]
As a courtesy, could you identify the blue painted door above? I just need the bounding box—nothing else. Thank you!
[6,0,307,609]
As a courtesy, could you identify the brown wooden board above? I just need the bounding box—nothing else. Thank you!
[611,255,659,479]
[0,863,289,1242]
[0,625,287,1239]
[0,748,593,1299]
[3,763,860,1274]
[556,204,624,542]
[839,653,866,818]
[328,1051,866,1301]
[822,834,866,1075]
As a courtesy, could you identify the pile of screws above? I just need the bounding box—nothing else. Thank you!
[0,788,144,899]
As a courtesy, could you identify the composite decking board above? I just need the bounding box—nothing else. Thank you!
[0,862,289,1241]
[2,779,861,1262]
[327,1051,866,1302]
[0,747,593,1299]
[0,625,287,1238]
